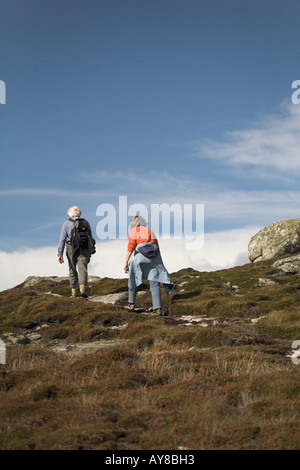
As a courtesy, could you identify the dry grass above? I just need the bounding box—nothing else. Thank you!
[0,257,300,449]
[0,342,299,450]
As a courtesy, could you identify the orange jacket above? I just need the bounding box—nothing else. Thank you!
[127,226,159,253]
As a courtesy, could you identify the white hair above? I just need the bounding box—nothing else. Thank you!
[130,215,148,229]
[67,206,82,219]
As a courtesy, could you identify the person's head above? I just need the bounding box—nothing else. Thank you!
[67,206,82,219]
[130,215,147,229]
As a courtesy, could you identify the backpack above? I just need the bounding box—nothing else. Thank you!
[69,218,96,256]
[136,243,159,259]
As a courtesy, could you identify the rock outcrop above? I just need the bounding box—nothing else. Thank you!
[271,254,300,275]
[23,275,101,287]
[248,218,300,262]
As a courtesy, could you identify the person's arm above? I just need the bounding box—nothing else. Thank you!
[124,228,138,272]
[57,221,68,263]
[86,220,92,237]
[124,250,133,273]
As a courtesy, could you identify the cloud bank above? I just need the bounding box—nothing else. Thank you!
[1,101,300,238]
[193,101,300,173]
[0,226,257,292]
[1,100,299,289]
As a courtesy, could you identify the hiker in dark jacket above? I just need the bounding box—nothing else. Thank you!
[57,206,93,298]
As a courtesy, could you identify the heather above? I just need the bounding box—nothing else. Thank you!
[0,255,299,450]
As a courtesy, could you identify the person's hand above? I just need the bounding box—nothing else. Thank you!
[124,263,129,273]
[58,256,64,264]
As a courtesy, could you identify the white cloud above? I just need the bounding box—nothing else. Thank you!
[0,172,205,200]
[192,101,300,172]
[0,247,62,292]
[0,226,258,292]
[79,170,207,197]
[2,180,299,228]
[1,172,299,251]
[0,188,114,198]
[156,227,255,273]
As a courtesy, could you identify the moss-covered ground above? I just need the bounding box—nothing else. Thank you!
[0,256,299,449]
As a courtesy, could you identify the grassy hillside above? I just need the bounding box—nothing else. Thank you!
[0,256,299,450]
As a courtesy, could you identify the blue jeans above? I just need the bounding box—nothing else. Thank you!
[129,280,162,309]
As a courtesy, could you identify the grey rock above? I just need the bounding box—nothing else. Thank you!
[258,278,276,286]
[23,275,101,288]
[17,335,31,345]
[24,276,68,287]
[223,282,233,290]
[176,315,216,326]
[49,339,128,355]
[26,332,42,342]
[222,282,239,291]
[271,254,300,275]
[251,316,266,324]
[8,336,20,345]
[88,292,128,305]
[248,218,300,262]
[39,291,64,298]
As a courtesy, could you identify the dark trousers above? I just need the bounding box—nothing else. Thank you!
[66,245,89,288]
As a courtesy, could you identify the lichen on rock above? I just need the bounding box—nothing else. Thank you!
[248,218,300,262]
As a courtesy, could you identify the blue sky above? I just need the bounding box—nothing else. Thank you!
[1,0,300,289]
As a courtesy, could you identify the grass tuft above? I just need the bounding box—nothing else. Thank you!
[0,258,300,449]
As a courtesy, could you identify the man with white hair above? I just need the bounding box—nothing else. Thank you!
[57,206,93,298]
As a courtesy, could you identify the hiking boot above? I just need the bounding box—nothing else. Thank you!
[80,285,88,298]
[151,308,162,316]
[70,288,77,298]
[124,304,135,311]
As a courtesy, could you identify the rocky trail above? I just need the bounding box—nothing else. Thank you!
[1,267,296,361]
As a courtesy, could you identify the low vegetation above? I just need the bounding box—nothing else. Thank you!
[0,255,299,449]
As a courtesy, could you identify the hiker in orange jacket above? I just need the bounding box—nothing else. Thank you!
[123,215,174,315]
